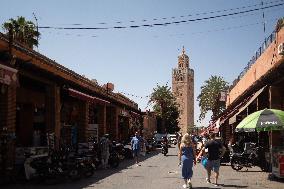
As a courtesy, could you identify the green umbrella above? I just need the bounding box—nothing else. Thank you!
[235,109,284,132]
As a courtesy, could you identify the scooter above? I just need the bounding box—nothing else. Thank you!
[24,153,63,184]
[161,142,168,156]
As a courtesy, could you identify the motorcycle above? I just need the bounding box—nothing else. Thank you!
[230,143,262,171]
[24,153,63,184]
[161,141,168,156]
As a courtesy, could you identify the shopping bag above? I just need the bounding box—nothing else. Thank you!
[201,156,208,168]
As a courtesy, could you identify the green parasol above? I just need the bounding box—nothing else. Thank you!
[235,109,284,132]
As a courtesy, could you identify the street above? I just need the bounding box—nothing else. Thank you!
[3,146,284,189]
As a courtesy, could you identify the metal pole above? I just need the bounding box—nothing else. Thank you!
[32,12,39,52]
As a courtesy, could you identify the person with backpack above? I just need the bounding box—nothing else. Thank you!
[100,134,111,169]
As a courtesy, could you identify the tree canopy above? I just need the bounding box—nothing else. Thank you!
[2,16,40,48]
[276,17,284,32]
[197,75,229,121]
[149,85,180,133]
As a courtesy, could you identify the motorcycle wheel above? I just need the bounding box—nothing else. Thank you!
[83,165,94,178]
[109,159,119,168]
[43,170,62,185]
[68,168,81,181]
[230,158,243,171]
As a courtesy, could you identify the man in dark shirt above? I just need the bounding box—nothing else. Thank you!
[201,133,225,186]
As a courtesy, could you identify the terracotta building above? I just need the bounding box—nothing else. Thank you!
[142,111,157,139]
[0,32,141,171]
[172,47,194,134]
[204,19,284,170]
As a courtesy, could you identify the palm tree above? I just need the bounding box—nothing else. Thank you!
[149,85,180,133]
[2,16,40,48]
[197,75,229,121]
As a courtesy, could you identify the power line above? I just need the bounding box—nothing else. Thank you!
[40,16,281,39]
[45,0,284,26]
[38,1,284,30]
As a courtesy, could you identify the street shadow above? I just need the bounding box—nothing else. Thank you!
[238,170,262,173]
[220,163,230,166]
[192,187,220,189]
[219,183,248,188]
[165,154,178,157]
[3,150,161,189]
[267,173,284,183]
[147,165,158,168]
[130,175,144,178]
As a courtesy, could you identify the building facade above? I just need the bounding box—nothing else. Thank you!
[0,32,141,173]
[172,47,194,134]
[142,111,157,139]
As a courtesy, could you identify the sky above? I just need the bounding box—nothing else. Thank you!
[1,0,283,127]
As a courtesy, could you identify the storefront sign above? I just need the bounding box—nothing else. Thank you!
[0,64,18,85]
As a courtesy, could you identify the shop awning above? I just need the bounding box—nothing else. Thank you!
[228,86,267,124]
[68,88,110,104]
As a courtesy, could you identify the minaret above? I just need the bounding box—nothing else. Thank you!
[172,47,194,134]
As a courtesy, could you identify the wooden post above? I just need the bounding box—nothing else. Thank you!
[103,104,107,134]
[115,107,119,140]
[54,86,61,149]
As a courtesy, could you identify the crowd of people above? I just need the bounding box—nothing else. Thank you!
[97,131,226,189]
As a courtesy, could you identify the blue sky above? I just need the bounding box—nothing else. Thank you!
[1,0,283,126]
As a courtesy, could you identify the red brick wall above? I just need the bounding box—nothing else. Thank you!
[228,28,284,106]
[6,85,16,168]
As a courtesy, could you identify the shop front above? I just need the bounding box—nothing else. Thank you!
[0,63,18,176]
[60,88,89,149]
[15,75,53,167]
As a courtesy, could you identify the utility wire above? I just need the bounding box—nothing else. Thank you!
[38,1,284,30]
[40,16,281,39]
[51,0,283,26]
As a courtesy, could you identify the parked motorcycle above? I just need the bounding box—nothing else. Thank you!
[230,143,262,171]
[24,153,63,184]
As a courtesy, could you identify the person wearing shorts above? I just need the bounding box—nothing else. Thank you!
[201,133,225,186]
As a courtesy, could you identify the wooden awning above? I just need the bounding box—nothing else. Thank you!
[68,88,110,104]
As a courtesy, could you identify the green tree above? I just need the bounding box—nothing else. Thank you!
[276,17,284,32]
[2,16,40,48]
[149,85,180,133]
[197,75,229,121]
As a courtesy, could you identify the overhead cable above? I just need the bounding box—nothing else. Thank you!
[38,1,284,30]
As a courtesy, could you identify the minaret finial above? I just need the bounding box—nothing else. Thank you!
[182,46,185,54]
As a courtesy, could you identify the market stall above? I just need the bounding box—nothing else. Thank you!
[235,108,284,178]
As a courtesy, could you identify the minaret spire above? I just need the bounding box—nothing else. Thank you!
[182,46,185,54]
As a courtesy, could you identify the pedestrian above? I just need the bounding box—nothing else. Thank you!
[131,131,141,166]
[199,133,226,186]
[178,133,196,189]
[100,134,111,169]
[177,132,183,150]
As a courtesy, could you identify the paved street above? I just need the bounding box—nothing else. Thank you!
[3,146,284,189]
